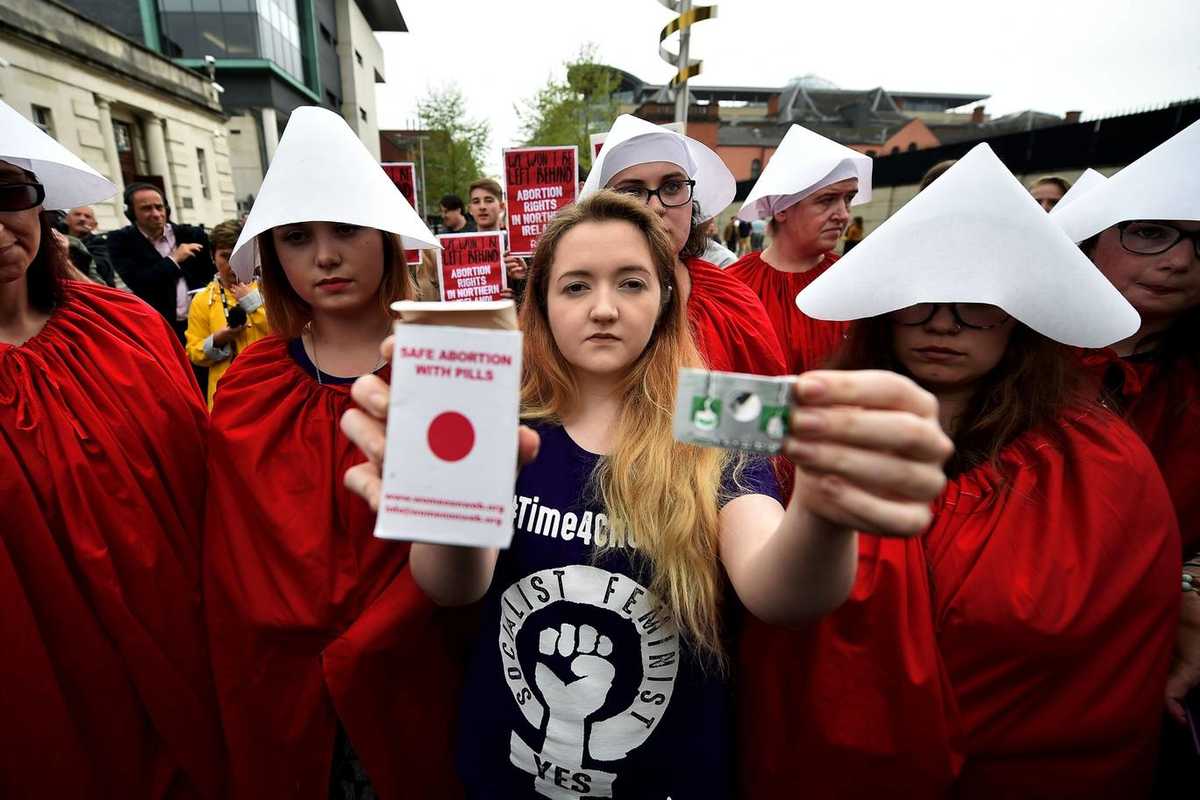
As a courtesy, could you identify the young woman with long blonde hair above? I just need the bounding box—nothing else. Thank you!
[581,114,787,377]
[341,190,952,797]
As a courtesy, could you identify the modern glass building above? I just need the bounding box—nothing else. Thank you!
[157,1,308,83]
[59,0,406,207]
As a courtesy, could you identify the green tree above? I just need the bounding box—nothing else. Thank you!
[417,84,490,205]
[517,46,622,169]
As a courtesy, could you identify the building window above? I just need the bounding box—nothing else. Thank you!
[111,119,141,184]
[907,142,918,152]
[359,107,367,122]
[750,158,762,179]
[158,0,306,83]
[891,146,900,155]
[197,148,211,199]
[354,49,363,66]
[31,105,55,138]
[112,122,132,152]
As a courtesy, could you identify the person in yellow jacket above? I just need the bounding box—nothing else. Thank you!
[186,219,269,407]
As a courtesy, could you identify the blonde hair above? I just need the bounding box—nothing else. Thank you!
[520,191,732,666]
[257,226,413,339]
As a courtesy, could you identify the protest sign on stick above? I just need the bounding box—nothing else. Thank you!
[437,231,506,302]
[502,145,578,256]
[381,161,422,266]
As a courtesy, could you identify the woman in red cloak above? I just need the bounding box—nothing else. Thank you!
[202,107,465,799]
[582,115,785,376]
[0,102,223,798]
[738,146,1180,799]
[1050,119,1200,779]
[727,124,873,373]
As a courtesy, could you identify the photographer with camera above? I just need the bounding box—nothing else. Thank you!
[185,219,270,408]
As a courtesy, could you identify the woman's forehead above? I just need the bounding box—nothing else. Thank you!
[607,161,688,185]
[551,222,655,269]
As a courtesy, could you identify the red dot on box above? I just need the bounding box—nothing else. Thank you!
[427,411,475,462]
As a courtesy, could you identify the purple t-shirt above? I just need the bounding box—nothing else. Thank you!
[457,422,779,799]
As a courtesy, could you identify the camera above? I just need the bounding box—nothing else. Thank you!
[225,305,248,329]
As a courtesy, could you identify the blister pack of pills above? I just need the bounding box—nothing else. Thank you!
[673,368,795,454]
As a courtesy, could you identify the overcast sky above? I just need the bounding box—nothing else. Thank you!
[374,0,1200,174]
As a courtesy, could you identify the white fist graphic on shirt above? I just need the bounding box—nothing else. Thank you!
[534,622,615,766]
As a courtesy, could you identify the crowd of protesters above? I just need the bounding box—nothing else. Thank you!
[2,93,1198,800]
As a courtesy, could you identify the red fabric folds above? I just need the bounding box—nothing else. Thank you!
[737,535,964,799]
[1080,348,1200,555]
[0,282,222,799]
[685,257,787,376]
[727,250,848,373]
[203,336,467,799]
[738,409,1179,799]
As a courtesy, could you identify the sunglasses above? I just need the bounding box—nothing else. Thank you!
[0,182,46,213]
[889,303,1011,330]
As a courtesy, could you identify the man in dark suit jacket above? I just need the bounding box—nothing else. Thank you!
[107,184,216,342]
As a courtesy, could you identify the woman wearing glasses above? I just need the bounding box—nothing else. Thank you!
[1054,120,1200,778]
[738,146,1179,799]
[581,115,786,377]
[0,103,223,796]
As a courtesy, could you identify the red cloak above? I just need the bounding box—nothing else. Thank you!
[738,409,1179,799]
[726,250,848,373]
[1080,348,1200,555]
[204,336,468,799]
[0,282,222,799]
[685,257,787,376]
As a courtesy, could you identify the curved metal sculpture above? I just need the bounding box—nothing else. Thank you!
[657,0,717,128]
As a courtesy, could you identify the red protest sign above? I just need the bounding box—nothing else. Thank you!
[437,231,506,302]
[382,161,422,266]
[502,146,578,256]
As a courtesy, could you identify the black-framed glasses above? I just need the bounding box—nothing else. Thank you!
[0,182,46,212]
[1118,221,1200,258]
[889,303,1011,330]
[612,178,696,208]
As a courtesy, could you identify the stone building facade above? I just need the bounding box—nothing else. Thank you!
[0,0,237,231]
